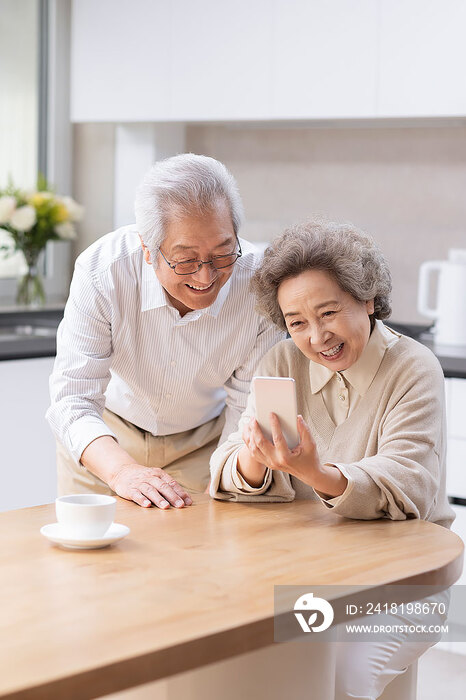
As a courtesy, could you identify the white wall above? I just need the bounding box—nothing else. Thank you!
[73,121,466,324]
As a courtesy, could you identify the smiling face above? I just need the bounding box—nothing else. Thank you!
[141,201,237,316]
[277,269,375,371]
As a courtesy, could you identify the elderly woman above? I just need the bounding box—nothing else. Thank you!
[209,219,454,700]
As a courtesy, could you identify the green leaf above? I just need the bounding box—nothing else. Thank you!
[36,172,55,193]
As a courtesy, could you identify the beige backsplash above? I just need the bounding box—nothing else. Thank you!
[73,123,466,324]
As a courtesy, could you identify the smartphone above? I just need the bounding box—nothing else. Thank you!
[252,376,299,449]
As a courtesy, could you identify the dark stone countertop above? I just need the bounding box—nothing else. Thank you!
[0,307,64,361]
[1,311,466,378]
[387,322,466,379]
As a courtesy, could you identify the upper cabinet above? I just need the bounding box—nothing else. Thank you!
[71,0,173,122]
[71,0,274,122]
[378,0,466,117]
[170,0,274,121]
[70,0,466,122]
[272,0,377,118]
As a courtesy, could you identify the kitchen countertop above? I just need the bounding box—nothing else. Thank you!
[1,311,466,378]
[0,496,463,699]
[0,307,63,361]
[387,322,466,379]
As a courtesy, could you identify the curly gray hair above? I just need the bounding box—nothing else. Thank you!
[251,219,392,331]
[134,153,244,256]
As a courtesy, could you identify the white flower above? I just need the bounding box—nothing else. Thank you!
[0,227,15,252]
[0,196,17,224]
[54,221,76,240]
[9,205,36,231]
[0,229,27,275]
[62,196,84,222]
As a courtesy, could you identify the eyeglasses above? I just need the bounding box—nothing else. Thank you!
[158,242,242,275]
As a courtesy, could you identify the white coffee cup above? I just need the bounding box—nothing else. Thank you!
[56,494,116,539]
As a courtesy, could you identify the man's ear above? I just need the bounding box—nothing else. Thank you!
[139,235,151,265]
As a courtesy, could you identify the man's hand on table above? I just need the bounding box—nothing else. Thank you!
[110,464,193,509]
[81,435,192,509]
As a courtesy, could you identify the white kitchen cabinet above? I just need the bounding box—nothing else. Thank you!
[70,0,466,122]
[71,0,273,122]
[72,0,377,122]
[70,0,172,122]
[0,357,57,512]
[171,0,273,121]
[378,0,466,117]
[272,0,377,118]
[445,375,452,425]
[445,377,466,499]
[448,378,466,439]
[446,438,466,501]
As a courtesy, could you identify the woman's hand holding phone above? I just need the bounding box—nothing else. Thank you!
[239,413,348,498]
[241,413,321,481]
[238,375,321,485]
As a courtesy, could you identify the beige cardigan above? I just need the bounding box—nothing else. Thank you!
[209,329,455,529]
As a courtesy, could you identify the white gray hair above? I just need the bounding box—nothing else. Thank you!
[134,153,244,253]
[251,218,392,331]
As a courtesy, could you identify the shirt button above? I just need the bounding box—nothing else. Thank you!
[170,361,176,367]
[337,374,342,382]
[338,394,345,401]
[165,393,172,399]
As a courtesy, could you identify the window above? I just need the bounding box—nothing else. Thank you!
[0,0,43,279]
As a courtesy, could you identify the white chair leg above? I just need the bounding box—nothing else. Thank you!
[378,660,418,700]
[166,641,337,700]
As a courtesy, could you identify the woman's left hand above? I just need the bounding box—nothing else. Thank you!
[247,413,323,486]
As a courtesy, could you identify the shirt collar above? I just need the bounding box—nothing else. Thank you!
[309,320,400,396]
[205,276,231,317]
[141,256,169,312]
[140,253,232,318]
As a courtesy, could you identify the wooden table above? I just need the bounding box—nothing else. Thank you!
[0,496,463,699]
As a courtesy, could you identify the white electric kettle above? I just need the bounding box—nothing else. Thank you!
[418,249,466,346]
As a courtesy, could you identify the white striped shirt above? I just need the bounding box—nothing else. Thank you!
[46,225,284,463]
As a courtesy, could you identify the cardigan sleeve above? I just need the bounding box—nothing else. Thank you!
[321,352,446,522]
[209,346,295,503]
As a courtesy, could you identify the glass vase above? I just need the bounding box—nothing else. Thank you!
[16,252,46,307]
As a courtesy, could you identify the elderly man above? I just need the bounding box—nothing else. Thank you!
[47,154,283,509]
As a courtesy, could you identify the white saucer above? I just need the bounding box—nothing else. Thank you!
[40,522,130,550]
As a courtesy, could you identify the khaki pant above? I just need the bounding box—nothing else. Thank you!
[56,408,225,497]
